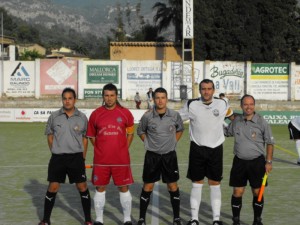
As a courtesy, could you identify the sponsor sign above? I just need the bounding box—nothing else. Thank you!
[0,109,14,121]
[4,61,35,97]
[87,65,119,84]
[250,63,289,100]
[84,88,122,98]
[40,59,78,94]
[208,61,244,96]
[261,111,300,125]
[125,61,162,99]
[183,0,194,39]
[14,109,33,122]
[32,109,56,122]
[294,65,300,100]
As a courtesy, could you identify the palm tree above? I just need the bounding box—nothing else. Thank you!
[152,0,182,42]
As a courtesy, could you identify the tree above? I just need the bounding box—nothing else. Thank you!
[136,0,146,26]
[16,24,40,43]
[193,0,300,62]
[70,42,88,56]
[108,1,165,42]
[129,23,165,42]
[0,7,17,37]
[18,49,44,61]
[257,0,300,62]
[153,0,182,42]
[110,3,127,42]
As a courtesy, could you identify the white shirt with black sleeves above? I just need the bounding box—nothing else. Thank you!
[180,97,229,148]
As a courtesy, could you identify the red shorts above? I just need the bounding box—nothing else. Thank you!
[92,165,134,187]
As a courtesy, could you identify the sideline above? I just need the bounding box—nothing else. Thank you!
[274,144,298,157]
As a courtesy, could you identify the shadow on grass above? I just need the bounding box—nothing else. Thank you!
[24,179,233,225]
[23,179,138,224]
[130,181,233,225]
[24,179,90,223]
[273,157,298,166]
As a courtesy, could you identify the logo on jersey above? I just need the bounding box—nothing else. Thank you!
[117,117,123,123]
[93,175,98,182]
[213,109,220,117]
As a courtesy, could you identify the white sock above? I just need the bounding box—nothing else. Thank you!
[296,140,300,160]
[190,183,203,221]
[120,190,132,222]
[210,185,221,221]
[94,190,106,223]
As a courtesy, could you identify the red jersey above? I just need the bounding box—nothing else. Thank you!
[87,105,134,165]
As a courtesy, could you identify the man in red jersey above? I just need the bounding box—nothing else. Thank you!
[87,83,134,225]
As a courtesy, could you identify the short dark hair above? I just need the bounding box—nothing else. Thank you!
[219,93,225,98]
[102,83,122,107]
[102,83,118,97]
[240,94,255,105]
[62,87,76,99]
[154,87,168,98]
[199,79,215,90]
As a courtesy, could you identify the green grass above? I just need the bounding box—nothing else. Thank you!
[0,123,299,225]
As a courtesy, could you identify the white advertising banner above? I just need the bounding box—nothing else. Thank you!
[183,0,194,39]
[206,61,245,97]
[0,108,14,121]
[294,65,300,100]
[3,61,35,97]
[1,108,298,125]
[0,108,146,123]
[40,59,78,95]
[249,63,289,100]
[0,62,3,96]
[123,60,162,100]
[14,108,33,122]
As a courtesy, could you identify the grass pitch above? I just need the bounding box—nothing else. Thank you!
[0,122,299,225]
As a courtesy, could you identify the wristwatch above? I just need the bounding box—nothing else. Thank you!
[266,160,272,164]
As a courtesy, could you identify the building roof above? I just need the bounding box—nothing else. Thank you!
[0,35,15,45]
[46,52,89,59]
[18,43,44,48]
[110,41,181,47]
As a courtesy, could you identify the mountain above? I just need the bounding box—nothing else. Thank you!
[0,0,159,38]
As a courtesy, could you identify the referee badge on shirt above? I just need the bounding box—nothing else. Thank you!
[212,109,220,117]
[74,125,80,131]
[169,125,175,132]
[251,131,256,139]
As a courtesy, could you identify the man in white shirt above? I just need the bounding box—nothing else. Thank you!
[180,79,232,225]
[288,117,300,164]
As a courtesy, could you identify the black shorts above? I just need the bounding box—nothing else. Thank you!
[288,122,300,139]
[142,150,179,183]
[187,142,223,182]
[48,152,87,184]
[229,155,266,189]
